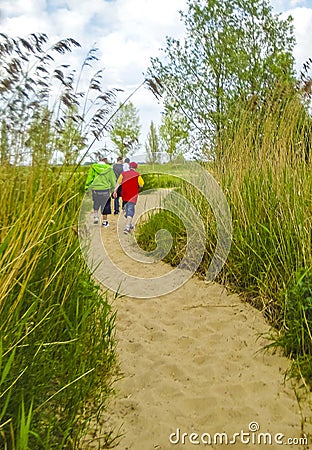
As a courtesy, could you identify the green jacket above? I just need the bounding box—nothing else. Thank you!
[84,163,116,192]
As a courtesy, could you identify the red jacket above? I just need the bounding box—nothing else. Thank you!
[118,169,144,204]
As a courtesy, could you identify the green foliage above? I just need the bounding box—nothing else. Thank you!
[145,121,160,163]
[136,209,186,267]
[54,106,86,165]
[135,93,312,384]
[139,172,180,191]
[0,167,118,448]
[159,110,189,161]
[26,107,53,166]
[147,0,296,159]
[0,35,119,166]
[110,101,141,157]
[266,270,312,388]
[278,270,312,358]
[0,120,9,166]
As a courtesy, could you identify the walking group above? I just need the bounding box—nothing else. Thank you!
[84,155,144,234]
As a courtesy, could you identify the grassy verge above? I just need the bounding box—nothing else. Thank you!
[136,146,311,387]
[0,166,118,449]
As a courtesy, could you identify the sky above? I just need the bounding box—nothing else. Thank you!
[0,0,312,159]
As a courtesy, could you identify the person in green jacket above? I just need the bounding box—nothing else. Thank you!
[85,157,116,227]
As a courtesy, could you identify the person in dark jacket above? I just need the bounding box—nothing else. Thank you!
[112,156,123,214]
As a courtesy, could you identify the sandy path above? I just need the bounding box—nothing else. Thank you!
[80,192,311,450]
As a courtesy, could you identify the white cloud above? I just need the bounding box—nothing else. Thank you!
[1,0,312,152]
[0,0,45,16]
[117,0,185,35]
[0,0,186,147]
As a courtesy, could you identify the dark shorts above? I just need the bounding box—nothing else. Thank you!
[92,190,111,214]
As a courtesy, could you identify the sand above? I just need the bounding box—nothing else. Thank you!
[79,192,312,450]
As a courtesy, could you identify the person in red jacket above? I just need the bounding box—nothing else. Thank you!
[113,161,144,234]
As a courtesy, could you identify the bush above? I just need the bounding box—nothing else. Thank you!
[277,270,312,357]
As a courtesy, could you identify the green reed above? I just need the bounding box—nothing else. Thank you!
[0,166,118,449]
[136,88,312,386]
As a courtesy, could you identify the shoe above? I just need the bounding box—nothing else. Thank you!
[102,221,109,228]
[130,224,134,230]
[124,226,130,234]
[94,216,99,224]
[114,211,119,215]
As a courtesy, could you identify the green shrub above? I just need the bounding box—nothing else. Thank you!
[277,270,312,358]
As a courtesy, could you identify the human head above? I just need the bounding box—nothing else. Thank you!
[124,157,130,164]
[130,161,138,169]
[117,156,123,162]
[100,156,108,164]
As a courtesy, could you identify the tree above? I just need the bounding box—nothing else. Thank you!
[110,101,141,157]
[26,107,53,166]
[54,106,86,165]
[145,121,160,163]
[159,110,188,162]
[147,0,296,159]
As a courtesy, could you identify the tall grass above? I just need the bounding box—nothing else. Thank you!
[0,166,118,449]
[216,91,311,305]
[136,87,312,386]
[216,93,312,385]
